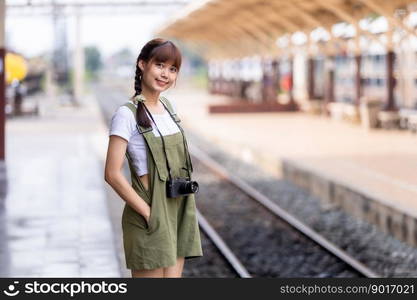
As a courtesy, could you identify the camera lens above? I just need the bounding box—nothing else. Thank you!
[183,181,199,194]
[190,181,199,193]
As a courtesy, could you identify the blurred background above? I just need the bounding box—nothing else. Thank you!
[1,0,417,278]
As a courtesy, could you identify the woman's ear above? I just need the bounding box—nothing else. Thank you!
[138,60,146,72]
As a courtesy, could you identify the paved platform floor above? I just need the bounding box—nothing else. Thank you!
[0,91,120,277]
[165,84,417,229]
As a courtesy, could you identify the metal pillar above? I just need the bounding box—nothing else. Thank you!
[271,58,279,102]
[0,0,5,161]
[262,58,279,103]
[354,54,362,106]
[307,57,315,100]
[353,23,362,107]
[274,58,280,95]
[384,50,396,111]
[288,56,295,104]
[52,1,69,86]
[73,6,84,105]
[261,57,268,102]
[383,23,397,112]
[325,56,335,105]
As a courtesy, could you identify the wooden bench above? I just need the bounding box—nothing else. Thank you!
[409,114,417,133]
[378,111,400,130]
[399,109,417,133]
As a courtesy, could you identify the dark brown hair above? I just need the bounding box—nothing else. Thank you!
[131,38,182,128]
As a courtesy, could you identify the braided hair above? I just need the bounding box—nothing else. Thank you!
[131,38,182,128]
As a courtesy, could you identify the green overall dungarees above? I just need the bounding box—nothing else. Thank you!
[121,96,203,270]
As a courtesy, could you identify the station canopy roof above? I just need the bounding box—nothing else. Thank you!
[156,0,417,59]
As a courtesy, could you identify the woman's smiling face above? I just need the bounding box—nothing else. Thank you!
[139,59,178,93]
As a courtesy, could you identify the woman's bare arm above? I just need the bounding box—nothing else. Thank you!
[104,135,150,222]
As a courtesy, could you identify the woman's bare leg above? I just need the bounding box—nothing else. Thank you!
[131,267,164,278]
[163,257,185,278]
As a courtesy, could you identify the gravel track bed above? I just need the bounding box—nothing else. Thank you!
[183,230,238,278]
[192,160,359,277]
[186,130,417,277]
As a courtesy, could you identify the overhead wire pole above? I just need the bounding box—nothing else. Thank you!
[73,4,84,105]
[0,0,4,162]
[0,0,5,207]
[51,0,70,92]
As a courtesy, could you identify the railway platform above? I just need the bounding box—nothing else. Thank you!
[166,83,417,248]
[0,90,120,277]
[1,80,416,277]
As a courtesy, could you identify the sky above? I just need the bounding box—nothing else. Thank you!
[5,4,186,59]
[6,2,417,60]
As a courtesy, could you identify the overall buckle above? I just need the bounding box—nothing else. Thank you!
[136,124,153,134]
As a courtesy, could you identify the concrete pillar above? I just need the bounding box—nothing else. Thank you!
[73,7,84,105]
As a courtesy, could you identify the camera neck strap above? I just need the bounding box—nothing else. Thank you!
[141,100,191,181]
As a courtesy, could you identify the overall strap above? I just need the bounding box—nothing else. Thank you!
[123,101,170,180]
[159,96,175,115]
[141,104,175,180]
[120,110,146,172]
[124,102,153,134]
[159,97,194,173]
[123,99,194,175]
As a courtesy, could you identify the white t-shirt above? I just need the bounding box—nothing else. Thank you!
[109,100,180,176]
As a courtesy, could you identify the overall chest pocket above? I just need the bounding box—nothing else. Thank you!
[146,133,185,181]
[146,141,168,181]
[165,142,187,178]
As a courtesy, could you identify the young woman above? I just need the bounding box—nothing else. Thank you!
[104,38,203,278]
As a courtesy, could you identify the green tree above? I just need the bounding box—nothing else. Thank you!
[84,46,102,79]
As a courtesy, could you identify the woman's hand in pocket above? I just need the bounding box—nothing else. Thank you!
[143,204,151,227]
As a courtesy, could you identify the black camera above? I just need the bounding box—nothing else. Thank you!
[166,177,199,198]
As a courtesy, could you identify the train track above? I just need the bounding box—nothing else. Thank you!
[190,144,379,278]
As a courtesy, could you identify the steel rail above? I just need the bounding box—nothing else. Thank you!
[197,210,252,278]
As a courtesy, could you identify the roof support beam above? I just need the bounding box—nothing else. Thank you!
[236,9,283,41]
[184,27,248,58]
[191,3,278,55]
[356,0,417,36]
[284,1,348,49]
[232,6,287,56]
[210,20,274,56]
[316,0,385,46]
[180,1,284,58]
[263,2,346,55]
